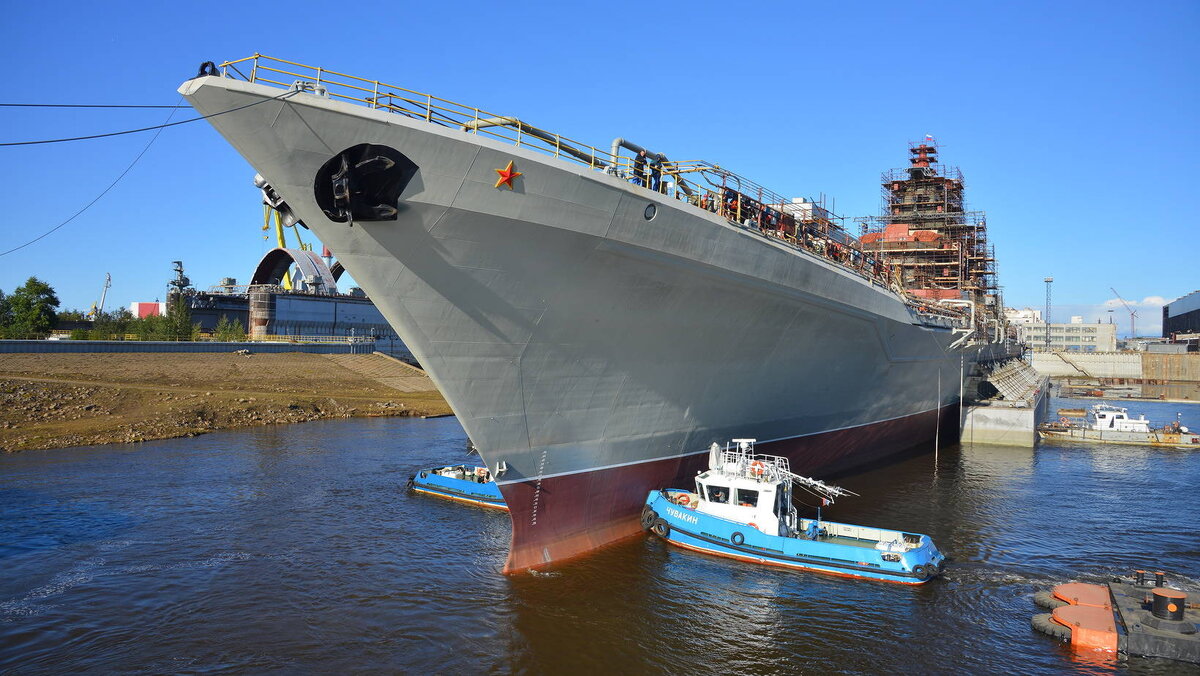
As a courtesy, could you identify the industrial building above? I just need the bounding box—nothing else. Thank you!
[1017,318,1117,352]
[1163,290,1200,337]
[162,249,411,359]
[1004,308,1042,325]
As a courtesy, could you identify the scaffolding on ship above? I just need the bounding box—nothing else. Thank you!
[855,142,1004,337]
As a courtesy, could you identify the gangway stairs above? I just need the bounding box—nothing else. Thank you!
[984,359,1043,403]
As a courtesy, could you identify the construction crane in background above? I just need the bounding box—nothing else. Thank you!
[87,273,111,321]
[262,202,317,291]
[263,203,312,252]
[1110,287,1138,339]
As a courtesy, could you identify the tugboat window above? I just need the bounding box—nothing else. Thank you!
[736,489,759,507]
[707,485,729,503]
[644,204,657,220]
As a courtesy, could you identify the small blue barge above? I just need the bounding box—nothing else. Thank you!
[642,440,945,584]
[409,465,507,510]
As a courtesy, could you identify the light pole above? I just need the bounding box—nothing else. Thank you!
[1044,277,1053,352]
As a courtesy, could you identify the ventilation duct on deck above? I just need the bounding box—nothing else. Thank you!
[610,138,693,196]
[462,117,608,168]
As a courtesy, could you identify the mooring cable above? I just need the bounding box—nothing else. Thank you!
[0,89,297,256]
[0,89,296,146]
[0,103,187,109]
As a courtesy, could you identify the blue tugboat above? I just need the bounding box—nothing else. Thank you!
[642,440,945,584]
[409,465,508,510]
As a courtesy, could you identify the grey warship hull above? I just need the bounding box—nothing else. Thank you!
[181,72,989,572]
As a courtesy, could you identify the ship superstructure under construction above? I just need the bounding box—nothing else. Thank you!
[180,55,1016,572]
[859,142,1004,341]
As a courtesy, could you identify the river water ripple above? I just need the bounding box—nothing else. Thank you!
[2,397,1198,674]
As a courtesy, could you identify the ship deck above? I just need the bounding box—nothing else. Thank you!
[208,54,966,327]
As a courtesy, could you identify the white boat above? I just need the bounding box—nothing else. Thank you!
[1038,404,1200,448]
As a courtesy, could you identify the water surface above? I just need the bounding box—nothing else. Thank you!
[2,398,1197,674]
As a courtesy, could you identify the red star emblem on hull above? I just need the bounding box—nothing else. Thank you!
[494,160,522,189]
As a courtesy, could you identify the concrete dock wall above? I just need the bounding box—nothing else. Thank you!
[961,380,1049,447]
[1142,353,1200,382]
[1031,352,1200,382]
[1031,352,1142,379]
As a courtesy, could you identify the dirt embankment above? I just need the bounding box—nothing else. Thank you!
[0,352,452,452]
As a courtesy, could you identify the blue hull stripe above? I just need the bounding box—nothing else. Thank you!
[411,479,505,506]
[662,520,922,580]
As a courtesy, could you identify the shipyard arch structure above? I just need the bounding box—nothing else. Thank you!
[250,248,339,294]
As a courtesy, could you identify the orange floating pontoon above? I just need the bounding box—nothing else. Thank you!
[1031,571,1199,665]
[1051,598,1118,651]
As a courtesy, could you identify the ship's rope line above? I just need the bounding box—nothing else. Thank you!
[0,89,297,146]
[1,90,301,257]
[0,103,187,109]
[0,101,182,257]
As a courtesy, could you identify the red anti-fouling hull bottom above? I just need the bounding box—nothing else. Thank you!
[497,404,960,573]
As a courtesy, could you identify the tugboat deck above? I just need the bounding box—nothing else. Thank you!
[820,535,880,550]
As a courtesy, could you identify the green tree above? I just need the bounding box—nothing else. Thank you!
[57,309,89,322]
[163,296,200,341]
[93,308,133,339]
[0,289,11,336]
[213,315,247,342]
[132,313,164,341]
[7,277,59,337]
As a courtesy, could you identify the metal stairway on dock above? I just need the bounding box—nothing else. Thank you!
[984,358,1043,403]
[1050,352,1092,378]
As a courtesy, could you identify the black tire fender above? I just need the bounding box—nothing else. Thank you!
[651,519,670,538]
[912,564,930,580]
[1031,612,1071,641]
[640,507,657,531]
[1033,590,1068,610]
[730,532,745,546]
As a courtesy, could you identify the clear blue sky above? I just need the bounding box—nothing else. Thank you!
[1,1,1196,336]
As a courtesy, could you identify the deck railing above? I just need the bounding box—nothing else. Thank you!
[215,54,962,318]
